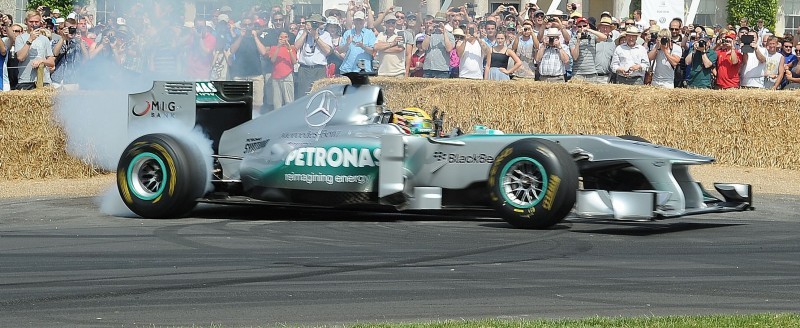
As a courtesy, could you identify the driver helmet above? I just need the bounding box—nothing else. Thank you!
[392,108,433,136]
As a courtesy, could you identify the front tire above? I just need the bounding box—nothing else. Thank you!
[117,134,207,218]
[488,139,579,229]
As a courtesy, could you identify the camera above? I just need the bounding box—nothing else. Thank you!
[580,32,590,39]
[650,32,657,41]
[548,36,555,45]
[310,21,320,29]
[697,39,706,48]
[108,34,116,43]
[466,3,475,9]
[547,17,557,23]
[68,26,77,34]
[660,37,669,46]
[468,27,475,35]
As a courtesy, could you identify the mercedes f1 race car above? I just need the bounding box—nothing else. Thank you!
[117,74,753,229]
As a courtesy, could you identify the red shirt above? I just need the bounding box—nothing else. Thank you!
[269,46,294,79]
[410,52,425,77]
[716,49,742,89]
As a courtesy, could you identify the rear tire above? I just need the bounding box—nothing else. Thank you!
[117,134,207,218]
[488,139,579,229]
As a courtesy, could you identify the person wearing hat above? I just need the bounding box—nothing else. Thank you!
[375,17,406,77]
[610,26,650,85]
[685,33,717,88]
[325,17,345,76]
[420,13,454,78]
[338,10,376,74]
[530,9,546,39]
[714,31,742,89]
[295,13,332,95]
[409,34,427,77]
[594,16,617,82]
[536,27,569,82]
[569,16,608,83]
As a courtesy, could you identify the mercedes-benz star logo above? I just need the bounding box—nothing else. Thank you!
[305,90,338,127]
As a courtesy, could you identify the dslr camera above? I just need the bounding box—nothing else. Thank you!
[466,3,476,9]
[697,39,707,49]
[548,36,555,46]
[660,37,669,46]
[547,17,557,23]
[68,26,77,35]
[310,21,320,29]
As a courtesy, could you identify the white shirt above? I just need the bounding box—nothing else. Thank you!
[459,39,483,79]
[653,43,683,86]
[611,43,649,77]
[295,30,332,66]
[2,37,10,91]
[377,32,406,77]
[741,47,767,88]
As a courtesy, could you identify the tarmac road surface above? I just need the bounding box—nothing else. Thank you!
[1,194,798,327]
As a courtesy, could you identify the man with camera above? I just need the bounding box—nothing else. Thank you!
[51,18,88,86]
[14,11,55,90]
[610,26,649,85]
[714,32,742,89]
[295,14,332,95]
[230,17,269,115]
[685,35,717,88]
[457,22,488,79]
[375,17,406,77]
[420,13,454,78]
[536,28,569,82]
[569,17,607,83]
[647,27,681,88]
[739,31,767,89]
[338,11,376,74]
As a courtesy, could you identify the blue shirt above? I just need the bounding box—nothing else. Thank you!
[339,28,376,73]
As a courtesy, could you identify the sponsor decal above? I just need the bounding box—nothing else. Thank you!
[433,151,495,164]
[284,172,370,185]
[304,90,338,127]
[542,174,561,211]
[280,130,343,139]
[244,138,269,154]
[285,147,381,168]
[132,101,177,118]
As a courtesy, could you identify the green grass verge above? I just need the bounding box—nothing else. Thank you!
[350,313,800,328]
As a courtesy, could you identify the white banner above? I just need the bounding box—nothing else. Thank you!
[643,0,684,29]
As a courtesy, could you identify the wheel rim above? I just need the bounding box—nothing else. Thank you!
[127,152,168,200]
[499,157,548,208]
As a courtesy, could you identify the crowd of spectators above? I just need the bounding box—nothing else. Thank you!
[2,2,800,111]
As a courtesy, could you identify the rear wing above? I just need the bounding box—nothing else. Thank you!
[128,81,253,152]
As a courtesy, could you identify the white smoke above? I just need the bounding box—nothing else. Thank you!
[54,0,221,217]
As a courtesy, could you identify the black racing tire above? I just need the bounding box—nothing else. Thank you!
[116,134,207,219]
[618,135,651,143]
[488,138,579,229]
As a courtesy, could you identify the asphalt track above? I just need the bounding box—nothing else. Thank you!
[1,194,799,327]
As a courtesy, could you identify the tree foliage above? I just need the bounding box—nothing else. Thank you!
[26,0,87,15]
[727,0,778,31]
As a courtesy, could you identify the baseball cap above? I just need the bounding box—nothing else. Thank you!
[353,11,366,20]
[220,5,232,12]
[533,9,545,17]
[52,9,61,14]
[385,17,397,24]
[415,33,425,42]
[575,17,588,25]
[326,16,340,26]
[217,14,229,23]
[724,31,736,39]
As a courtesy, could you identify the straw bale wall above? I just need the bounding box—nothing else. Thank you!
[317,78,800,170]
[0,79,798,180]
[0,88,103,180]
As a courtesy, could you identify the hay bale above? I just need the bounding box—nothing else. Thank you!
[0,88,103,180]
[315,77,800,170]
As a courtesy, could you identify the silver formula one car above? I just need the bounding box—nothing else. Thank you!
[117,74,753,229]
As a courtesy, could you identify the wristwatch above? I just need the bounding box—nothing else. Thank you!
[25,40,32,46]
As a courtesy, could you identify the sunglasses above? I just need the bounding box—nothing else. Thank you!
[577,25,588,28]
[669,28,680,31]
[396,16,405,19]
[12,29,23,33]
